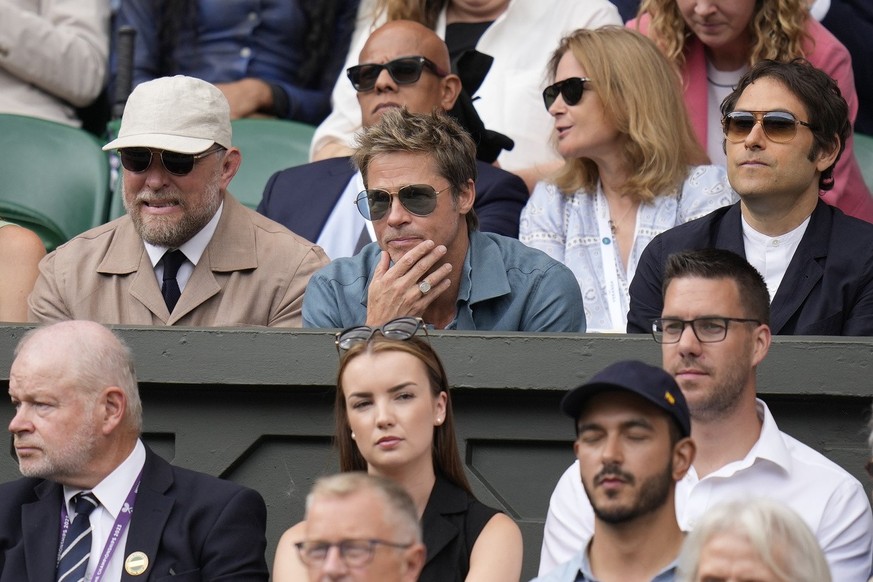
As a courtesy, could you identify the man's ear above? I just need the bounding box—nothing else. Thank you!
[220,147,243,189]
[99,386,127,436]
[440,74,462,111]
[814,133,840,173]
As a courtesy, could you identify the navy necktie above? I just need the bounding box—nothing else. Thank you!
[161,249,187,312]
[57,492,99,582]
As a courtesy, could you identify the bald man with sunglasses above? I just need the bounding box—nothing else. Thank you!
[627,59,873,336]
[28,75,328,326]
[257,20,529,260]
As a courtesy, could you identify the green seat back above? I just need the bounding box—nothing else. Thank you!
[229,118,315,209]
[854,132,873,192]
[0,114,110,251]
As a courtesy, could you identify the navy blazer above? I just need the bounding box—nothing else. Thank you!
[0,446,269,582]
[257,156,528,242]
[627,200,873,335]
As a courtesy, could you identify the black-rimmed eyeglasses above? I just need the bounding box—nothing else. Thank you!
[119,145,225,176]
[295,539,414,567]
[722,110,813,144]
[335,316,428,354]
[542,77,590,109]
[652,317,761,344]
[347,56,447,92]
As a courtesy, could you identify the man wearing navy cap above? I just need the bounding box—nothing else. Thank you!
[532,360,695,582]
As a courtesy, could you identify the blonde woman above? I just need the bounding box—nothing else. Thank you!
[520,27,735,332]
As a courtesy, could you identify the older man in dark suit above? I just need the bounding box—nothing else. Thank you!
[257,20,529,259]
[627,59,873,335]
[0,320,268,581]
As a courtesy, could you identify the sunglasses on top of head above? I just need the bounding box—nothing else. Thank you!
[722,110,814,144]
[542,77,590,110]
[354,184,451,221]
[119,145,225,176]
[346,56,448,92]
[335,316,428,354]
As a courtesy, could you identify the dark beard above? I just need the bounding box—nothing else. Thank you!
[586,461,674,525]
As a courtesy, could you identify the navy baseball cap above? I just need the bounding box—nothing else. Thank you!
[560,360,691,438]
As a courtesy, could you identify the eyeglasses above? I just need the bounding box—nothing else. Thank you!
[119,145,225,176]
[722,110,813,144]
[347,56,448,92]
[542,77,590,109]
[295,539,414,567]
[335,316,427,354]
[652,317,761,344]
[354,184,450,221]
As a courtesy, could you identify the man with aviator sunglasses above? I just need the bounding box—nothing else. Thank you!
[302,108,584,332]
[29,75,328,326]
[627,59,873,336]
[257,20,528,260]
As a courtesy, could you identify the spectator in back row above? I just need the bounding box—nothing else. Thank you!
[630,0,873,223]
[628,59,873,335]
[520,26,735,333]
[302,108,584,331]
[29,75,327,326]
[258,19,528,259]
[114,0,359,124]
[0,0,109,127]
[542,249,873,580]
[311,0,622,189]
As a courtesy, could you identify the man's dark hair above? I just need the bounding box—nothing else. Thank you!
[662,248,770,325]
[720,58,849,192]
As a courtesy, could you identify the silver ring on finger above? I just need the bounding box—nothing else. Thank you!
[418,280,432,295]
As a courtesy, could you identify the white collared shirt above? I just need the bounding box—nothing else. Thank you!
[538,400,873,580]
[63,439,147,582]
[742,214,810,301]
[316,171,374,260]
[144,201,224,292]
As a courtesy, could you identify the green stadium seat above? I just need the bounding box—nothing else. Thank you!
[0,114,111,251]
[854,132,873,192]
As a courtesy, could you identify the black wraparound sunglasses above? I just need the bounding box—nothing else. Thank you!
[347,56,447,92]
[542,77,590,110]
[119,145,225,176]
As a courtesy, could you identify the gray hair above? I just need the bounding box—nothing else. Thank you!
[351,107,479,232]
[15,321,142,432]
[676,498,831,582]
[306,472,422,543]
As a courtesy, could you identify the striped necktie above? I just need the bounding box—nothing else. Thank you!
[57,492,99,582]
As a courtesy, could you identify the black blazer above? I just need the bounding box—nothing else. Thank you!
[627,200,873,335]
[0,446,269,582]
[257,156,528,242]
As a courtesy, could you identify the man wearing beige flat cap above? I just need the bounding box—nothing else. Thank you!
[29,75,328,326]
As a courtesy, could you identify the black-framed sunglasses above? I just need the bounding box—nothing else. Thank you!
[346,56,448,92]
[354,184,450,221]
[119,145,225,176]
[722,110,813,144]
[335,316,428,354]
[295,539,415,567]
[542,77,590,110]
[652,317,761,344]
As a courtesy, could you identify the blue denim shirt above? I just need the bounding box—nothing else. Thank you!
[303,230,586,331]
[114,0,358,123]
[532,545,678,582]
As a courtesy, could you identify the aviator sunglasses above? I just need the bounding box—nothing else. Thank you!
[346,56,448,92]
[722,110,813,144]
[119,145,225,176]
[354,184,451,221]
[542,77,590,110]
[335,316,428,354]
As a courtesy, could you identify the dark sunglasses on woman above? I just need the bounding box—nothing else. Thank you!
[354,184,451,221]
[346,56,447,92]
[119,145,225,176]
[542,77,590,109]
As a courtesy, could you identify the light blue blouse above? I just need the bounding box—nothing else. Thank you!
[520,165,737,332]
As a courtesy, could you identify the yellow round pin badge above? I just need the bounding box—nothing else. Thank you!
[125,551,149,576]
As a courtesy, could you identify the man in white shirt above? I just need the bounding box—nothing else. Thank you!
[541,248,873,580]
[0,320,269,581]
